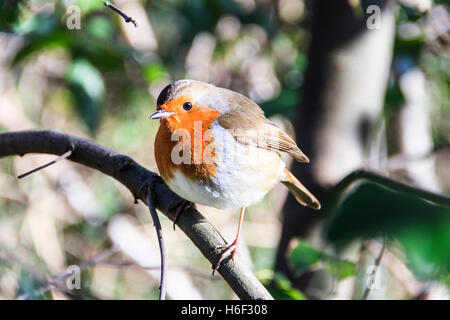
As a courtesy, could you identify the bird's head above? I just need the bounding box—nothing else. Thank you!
[150,80,227,131]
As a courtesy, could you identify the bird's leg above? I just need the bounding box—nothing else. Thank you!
[212,207,245,275]
[170,198,194,231]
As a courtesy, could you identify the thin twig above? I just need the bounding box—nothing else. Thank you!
[362,234,387,300]
[386,144,449,171]
[104,1,138,27]
[17,149,72,179]
[17,246,119,300]
[99,260,219,280]
[147,187,167,300]
[365,240,427,298]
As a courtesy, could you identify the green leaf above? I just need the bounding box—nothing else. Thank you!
[293,52,307,73]
[0,0,21,30]
[13,12,57,36]
[259,272,306,300]
[17,270,50,300]
[289,239,357,280]
[11,30,72,66]
[142,63,168,82]
[289,240,324,271]
[66,59,105,132]
[87,16,113,41]
[324,170,450,282]
[76,0,105,13]
[384,80,405,112]
[260,88,298,118]
[325,260,356,280]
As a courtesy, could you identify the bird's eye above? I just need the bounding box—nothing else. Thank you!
[183,102,193,111]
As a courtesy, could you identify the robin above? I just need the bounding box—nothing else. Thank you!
[150,79,320,273]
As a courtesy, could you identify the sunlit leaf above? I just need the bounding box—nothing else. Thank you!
[143,63,168,82]
[325,260,356,280]
[76,0,105,13]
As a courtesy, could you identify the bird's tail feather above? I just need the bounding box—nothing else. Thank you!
[281,168,321,210]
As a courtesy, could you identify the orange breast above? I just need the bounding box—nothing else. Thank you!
[154,107,220,185]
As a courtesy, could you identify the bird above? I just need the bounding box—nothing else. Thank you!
[150,79,320,273]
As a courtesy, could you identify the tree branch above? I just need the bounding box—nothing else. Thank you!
[147,187,167,300]
[0,130,273,300]
[17,149,73,179]
[104,1,138,27]
[361,234,386,300]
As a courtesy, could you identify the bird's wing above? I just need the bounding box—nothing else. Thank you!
[217,97,309,163]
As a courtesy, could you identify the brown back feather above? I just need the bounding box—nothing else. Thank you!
[217,98,309,162]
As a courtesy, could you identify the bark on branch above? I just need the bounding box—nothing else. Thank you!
[0,129,273,300]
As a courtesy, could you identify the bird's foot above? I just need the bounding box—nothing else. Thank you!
[170,199,194,231]
[212,240,238,276]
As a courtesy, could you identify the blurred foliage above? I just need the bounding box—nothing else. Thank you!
[0,0,311,300]
[66,58,105,131]
[0,0,309,133]
[324,171,450,283]
[258,270,306,300]
[389,4,450,147]
[0,0,448,300]
[17,270,49,300]
[289,239,356,280]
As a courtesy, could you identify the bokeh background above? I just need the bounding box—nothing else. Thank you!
[0,0,448,299]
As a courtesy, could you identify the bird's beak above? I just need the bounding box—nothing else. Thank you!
[149,110,175,119]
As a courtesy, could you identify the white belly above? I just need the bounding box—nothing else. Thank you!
[165,124,285,209]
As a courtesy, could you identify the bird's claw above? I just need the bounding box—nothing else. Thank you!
[211,241,238,276]
[170,199,194,231]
